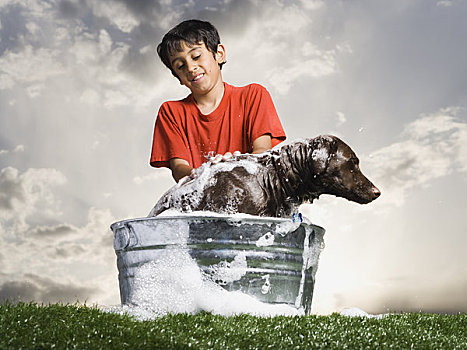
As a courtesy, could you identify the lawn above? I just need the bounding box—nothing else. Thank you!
[0,302,465,349]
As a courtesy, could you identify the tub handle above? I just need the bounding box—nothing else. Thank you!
[113,223,130,251]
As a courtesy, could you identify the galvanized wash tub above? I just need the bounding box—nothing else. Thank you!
[111,215,325,315]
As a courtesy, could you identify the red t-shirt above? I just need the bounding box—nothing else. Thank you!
[150,82,286,169]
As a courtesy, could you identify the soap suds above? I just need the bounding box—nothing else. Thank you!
[205,252,248,285]
[105,248,301,320]
[256,232,275,247]
[108,214,325,320]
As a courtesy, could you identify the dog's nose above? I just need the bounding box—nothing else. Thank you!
[372,186,381,198]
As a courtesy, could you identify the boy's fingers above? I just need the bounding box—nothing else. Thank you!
[233,151,241,157]
[212,152,236,164]
[222,152,232,161]
[212,154,223,164]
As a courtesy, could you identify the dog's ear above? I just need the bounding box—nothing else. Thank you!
[311,135,338,175]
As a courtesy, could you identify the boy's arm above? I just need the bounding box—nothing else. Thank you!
[252,134,272,154]
[169,158,193,182]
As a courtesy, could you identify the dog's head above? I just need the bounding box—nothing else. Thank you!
[310,135,380,204]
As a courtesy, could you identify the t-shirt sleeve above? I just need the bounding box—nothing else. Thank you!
[150,103,191,168]
[246,84,286,148]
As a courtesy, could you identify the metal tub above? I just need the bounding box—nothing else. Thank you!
[111,215,325,314]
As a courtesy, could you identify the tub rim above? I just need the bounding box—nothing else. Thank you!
[110,214,325,232]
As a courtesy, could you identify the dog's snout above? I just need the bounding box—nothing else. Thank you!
[372,186,381,199]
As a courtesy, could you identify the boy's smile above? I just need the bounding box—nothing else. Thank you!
[169,41,225,98]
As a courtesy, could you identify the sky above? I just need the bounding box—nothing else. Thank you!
[0,0,466,315]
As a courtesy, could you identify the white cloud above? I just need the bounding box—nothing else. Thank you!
[225,2,348,95]
[26,83,45,98]
[0,205,119,304]
[89,1,140,33]
[14,145,24,152]
[0,272,98,303]
[299,0,324,11]
[0,145,25,156]
[0,2,60,91]
[98,29,112,55]
[103,89,131,109]
[267,53,337,95]
[79,89,100,105]
[0,3,162,107]
[367,107,467,206]
[0,45,66,90]
[29,223,77,238]
[72,30,117,66]
[0,167,67,233]
[133,169,172,185]
[336,111,346,126]
[0,0,52,13]
[64,25,165,109]
[25,20,40,36]
[437,0,452,7]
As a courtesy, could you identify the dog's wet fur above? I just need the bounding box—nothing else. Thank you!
[149,135,380,217]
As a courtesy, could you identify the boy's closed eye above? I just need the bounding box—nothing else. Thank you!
[176,55,201,71]
[176,56,199,70]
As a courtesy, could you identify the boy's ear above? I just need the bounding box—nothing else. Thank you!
[216,44,226,64]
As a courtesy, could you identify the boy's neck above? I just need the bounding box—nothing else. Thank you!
[192,80,225,115]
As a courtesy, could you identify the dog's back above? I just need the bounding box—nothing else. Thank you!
[149,136,380,217]
[149,155,269,216]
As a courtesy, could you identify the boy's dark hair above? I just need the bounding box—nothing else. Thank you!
[157,19,225,78]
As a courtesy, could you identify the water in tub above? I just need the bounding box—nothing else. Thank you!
[105,211,319,320]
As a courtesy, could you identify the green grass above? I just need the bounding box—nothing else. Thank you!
[0,302,465,349]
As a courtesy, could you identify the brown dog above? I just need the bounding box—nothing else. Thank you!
[149,135,380,217]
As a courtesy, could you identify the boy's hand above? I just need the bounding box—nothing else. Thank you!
[211,151,234,164]
[210,134,272,164]
[177,168,198,186]
[169,158,193,182]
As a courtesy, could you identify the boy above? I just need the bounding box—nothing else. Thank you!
[150,19,286,182]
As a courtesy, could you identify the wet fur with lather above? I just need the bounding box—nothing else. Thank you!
[149,135,381,217]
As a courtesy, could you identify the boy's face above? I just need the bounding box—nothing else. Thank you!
[169,41,225,95]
